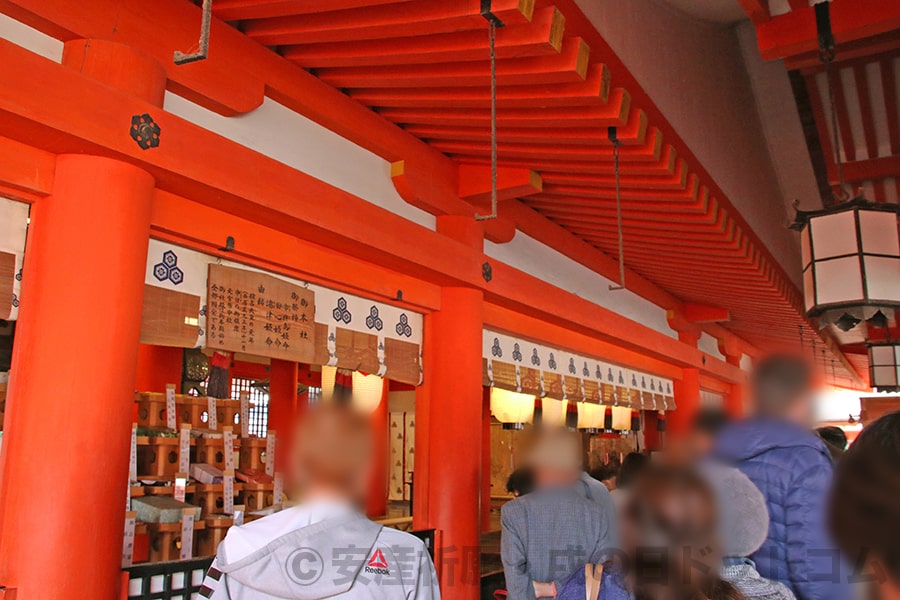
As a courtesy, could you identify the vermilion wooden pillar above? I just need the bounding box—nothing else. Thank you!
[723,353,744,419]
[669,368,701,435]
[481,386,492,533]
[419,213,485,600]
[366,379,389,518]
[0,155,154,599]
[0,39,161,600]
[268,359,299,475]
[135,344,183,393]
[424,286,484,599]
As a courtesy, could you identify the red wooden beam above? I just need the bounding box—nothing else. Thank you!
[882,57,900,156]
[0,136,55,200]
[349,63,611,108]
[213,0,415,22]
[457,163,542,203]
[281,6,564,68]
[755,0,900,61]
[836,155,900,184]
[315,37,590,88]
[381,89,634,129]
[243,0,535,46]
[682,304,731,324]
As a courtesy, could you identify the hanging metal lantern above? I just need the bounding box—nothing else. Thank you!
[792,199,900,329]
[868,342,900,392]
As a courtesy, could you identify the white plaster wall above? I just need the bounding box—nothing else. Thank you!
[486,233,677,338]
[575,0,804,286]
[698,332,726,361]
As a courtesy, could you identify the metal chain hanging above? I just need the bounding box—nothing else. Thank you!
[476,17,500,220]
[608,127,626,290]
[815,0,850,203]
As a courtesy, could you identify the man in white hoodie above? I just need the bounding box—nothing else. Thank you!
[199,403,440,600]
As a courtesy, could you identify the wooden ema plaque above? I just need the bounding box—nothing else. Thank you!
[207,264,315,362]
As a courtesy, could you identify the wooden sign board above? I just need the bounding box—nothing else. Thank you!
[207,264,315,362]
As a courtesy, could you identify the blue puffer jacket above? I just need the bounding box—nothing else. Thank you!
[713,418,848,600]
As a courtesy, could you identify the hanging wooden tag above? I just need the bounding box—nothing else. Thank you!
[179,508,196,560]
[265,431,276,477]
[174,472,188,503]
[240,391,250,437]
[224,470,235,515]
[273,472,283,507]
[207,395,218,430]
[223,427,236,472]
[122,511,137,568]
[166,384,177,430]
[129,423,138,484]
[178,425,191,475]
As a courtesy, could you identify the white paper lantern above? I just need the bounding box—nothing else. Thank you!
[868,343,900,392]
[794,200,900,328]
[538,398,567,428]
[611,406,633,431]
[490,387,535,430]
[319,365,384,414]
[576,402,603,432]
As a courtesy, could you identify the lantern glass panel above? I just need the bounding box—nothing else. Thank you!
[872,365,899,387]
[801,225,812,268]
[858,210,900,256]
[864,256,900,301]
[871,345,896,365]
[814,257,864,305]
[810,211,858,259]
[803,269,816,312]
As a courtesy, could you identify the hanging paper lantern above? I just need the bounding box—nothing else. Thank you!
[540,397,567,427]
[603,406,613,430]
[352,371,385,414]
[490,387,535,430]
[612,406,633,431]
[656,411,667,433]
[320,366,383,413]
[577,402,603,433]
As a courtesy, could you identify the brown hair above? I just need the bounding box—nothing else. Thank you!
[751,354,813,417]
[290,403,373,498]
[627,465,745,600]
[830,411,900,583]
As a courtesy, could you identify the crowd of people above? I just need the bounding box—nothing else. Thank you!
[501,354,900,600]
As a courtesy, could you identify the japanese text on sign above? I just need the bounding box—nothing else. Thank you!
[207,264,316,362]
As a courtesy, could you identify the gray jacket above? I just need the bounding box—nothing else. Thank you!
[501,484,614,600]
[200,506,439,599]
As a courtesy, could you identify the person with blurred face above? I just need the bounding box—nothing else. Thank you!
[830,411,900,600]
[199,403,440,599]
[713,354,847,600]
[501,428,615,599]
[619,465,744,600]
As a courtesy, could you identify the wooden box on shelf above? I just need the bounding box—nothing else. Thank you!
[197,516,234,557]
[196,436,240,471]
[147,520,206,563]
[239,438,268,472]
[192,483,242,516]
[176,396,212,430]
[240,483,274,512]
[136,435,194,480]
[216,399,242,432]
[135,393,169,428]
